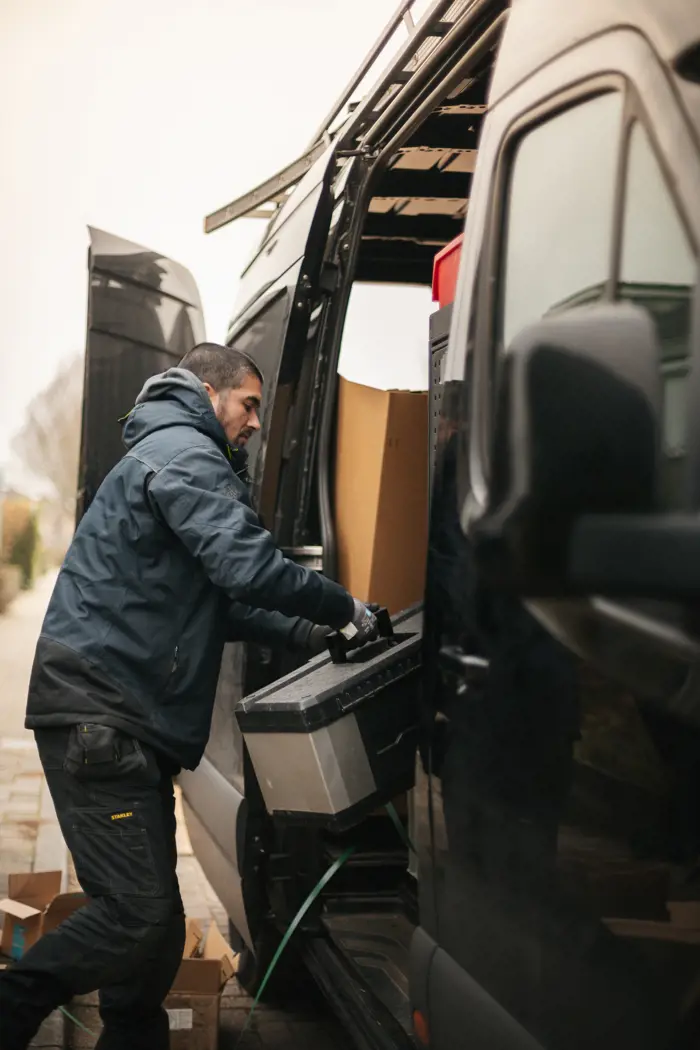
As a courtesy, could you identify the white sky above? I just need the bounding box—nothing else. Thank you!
[0,0,406,490]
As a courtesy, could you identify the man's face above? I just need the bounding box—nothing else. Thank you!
[204,374,262,448]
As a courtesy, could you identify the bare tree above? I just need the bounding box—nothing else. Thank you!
[11,354,84,515]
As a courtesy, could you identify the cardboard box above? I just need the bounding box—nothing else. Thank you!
[164,920,237,1050]
[0,871,87,960]
[667,901,700,928]
[335,377,429,615]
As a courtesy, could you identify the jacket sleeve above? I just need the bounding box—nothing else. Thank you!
[148,444,354,629]
[226,602,304,647]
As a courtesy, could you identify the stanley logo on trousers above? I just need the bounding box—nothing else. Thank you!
[111,812,133,821]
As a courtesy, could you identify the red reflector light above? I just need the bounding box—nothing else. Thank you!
[413,1008,430,1046]
[431,234,463,308]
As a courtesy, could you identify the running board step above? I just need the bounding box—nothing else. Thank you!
[303,935,414,1050]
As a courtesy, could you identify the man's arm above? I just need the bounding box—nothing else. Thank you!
[226,602,330,654]
[148,444,354,629]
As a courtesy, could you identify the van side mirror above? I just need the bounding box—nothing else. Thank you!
[469,302,693,596]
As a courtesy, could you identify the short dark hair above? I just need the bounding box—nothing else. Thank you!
[178,342,263,391]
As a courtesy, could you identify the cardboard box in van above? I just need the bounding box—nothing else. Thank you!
[335,376,429,615]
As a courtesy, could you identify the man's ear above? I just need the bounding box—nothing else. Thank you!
[202,382,218,405]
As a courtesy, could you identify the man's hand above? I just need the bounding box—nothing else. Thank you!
[289,620,332,655]
[306,624,333,655]
[339,599,379,649]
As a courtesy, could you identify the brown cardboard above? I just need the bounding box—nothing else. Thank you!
[0,871,88,960]
[335,377,429,615]
[0,904,43,959]
[183,917,204,959]
[165,921,237,1050]
[165,993,220,1050]
[202,923,237,982]
[667,901,700,928]
[8,871,62,906]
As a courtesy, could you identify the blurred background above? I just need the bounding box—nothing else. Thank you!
[0,0,410,602]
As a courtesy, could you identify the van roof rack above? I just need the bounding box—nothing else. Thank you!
[204,0,487,234]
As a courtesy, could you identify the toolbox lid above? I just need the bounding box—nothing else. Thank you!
[237,606,423,733]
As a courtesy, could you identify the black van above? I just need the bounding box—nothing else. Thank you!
[79,1,700,1046]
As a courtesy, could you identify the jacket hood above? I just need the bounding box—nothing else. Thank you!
[122,368,250,480]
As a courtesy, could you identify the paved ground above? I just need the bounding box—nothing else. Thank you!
[0,574,354,1050]
[0,572,57,739]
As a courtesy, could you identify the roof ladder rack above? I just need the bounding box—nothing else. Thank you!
[204,0,482,234]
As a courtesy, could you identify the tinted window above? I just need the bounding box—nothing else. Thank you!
[227,291,290,524]
[618,122,696,508]
[500,92,623,348]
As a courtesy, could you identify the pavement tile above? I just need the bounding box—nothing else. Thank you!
[254,1021,293,1048]
[220,1028,262,1050]
[13,774,44,794]
[64,1004,100,1050]
[0,738,38,751]
[221,982,253,1004]
[0,817,40,837]
[34,820,68,874]
[29,1010,64,1049]
[3,795,42,816]
[221,1006,258,1031]
[0,850,35,870]
[40,783,58,822]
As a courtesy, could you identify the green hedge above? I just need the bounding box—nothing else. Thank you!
[10,513,39,589]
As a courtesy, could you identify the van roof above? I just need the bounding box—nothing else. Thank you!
[492,0,700,104]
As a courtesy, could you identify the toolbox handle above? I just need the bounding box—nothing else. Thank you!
[327,606,394,664]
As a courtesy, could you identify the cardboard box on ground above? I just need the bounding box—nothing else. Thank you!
[0,871,86,960]
[0,874,237,1050]
[165,918,237,1050]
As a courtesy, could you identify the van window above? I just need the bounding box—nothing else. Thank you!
[499,92,623,349]
[617,122,696,508]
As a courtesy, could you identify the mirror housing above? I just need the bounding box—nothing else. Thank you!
[470,302,675,595]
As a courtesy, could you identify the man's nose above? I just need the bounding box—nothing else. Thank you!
[251,410,261,431]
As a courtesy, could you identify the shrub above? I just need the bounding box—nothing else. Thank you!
[9,513,39,589]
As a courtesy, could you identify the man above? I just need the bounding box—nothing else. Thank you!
[0,343,377,1050]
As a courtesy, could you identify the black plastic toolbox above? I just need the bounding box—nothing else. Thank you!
[236,606,422,832]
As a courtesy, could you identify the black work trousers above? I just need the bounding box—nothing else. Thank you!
[0,726,185,1050]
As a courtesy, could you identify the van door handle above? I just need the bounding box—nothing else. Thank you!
[438,645,489,684]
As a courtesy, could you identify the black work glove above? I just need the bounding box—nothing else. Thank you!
[289,619,332,655]
[339,598,379,649]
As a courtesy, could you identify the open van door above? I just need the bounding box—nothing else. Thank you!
[77,226,205,521]
[208,144,341,555]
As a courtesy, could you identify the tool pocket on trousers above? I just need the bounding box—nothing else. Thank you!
[64,723,148,781]
[70,808,161,898]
